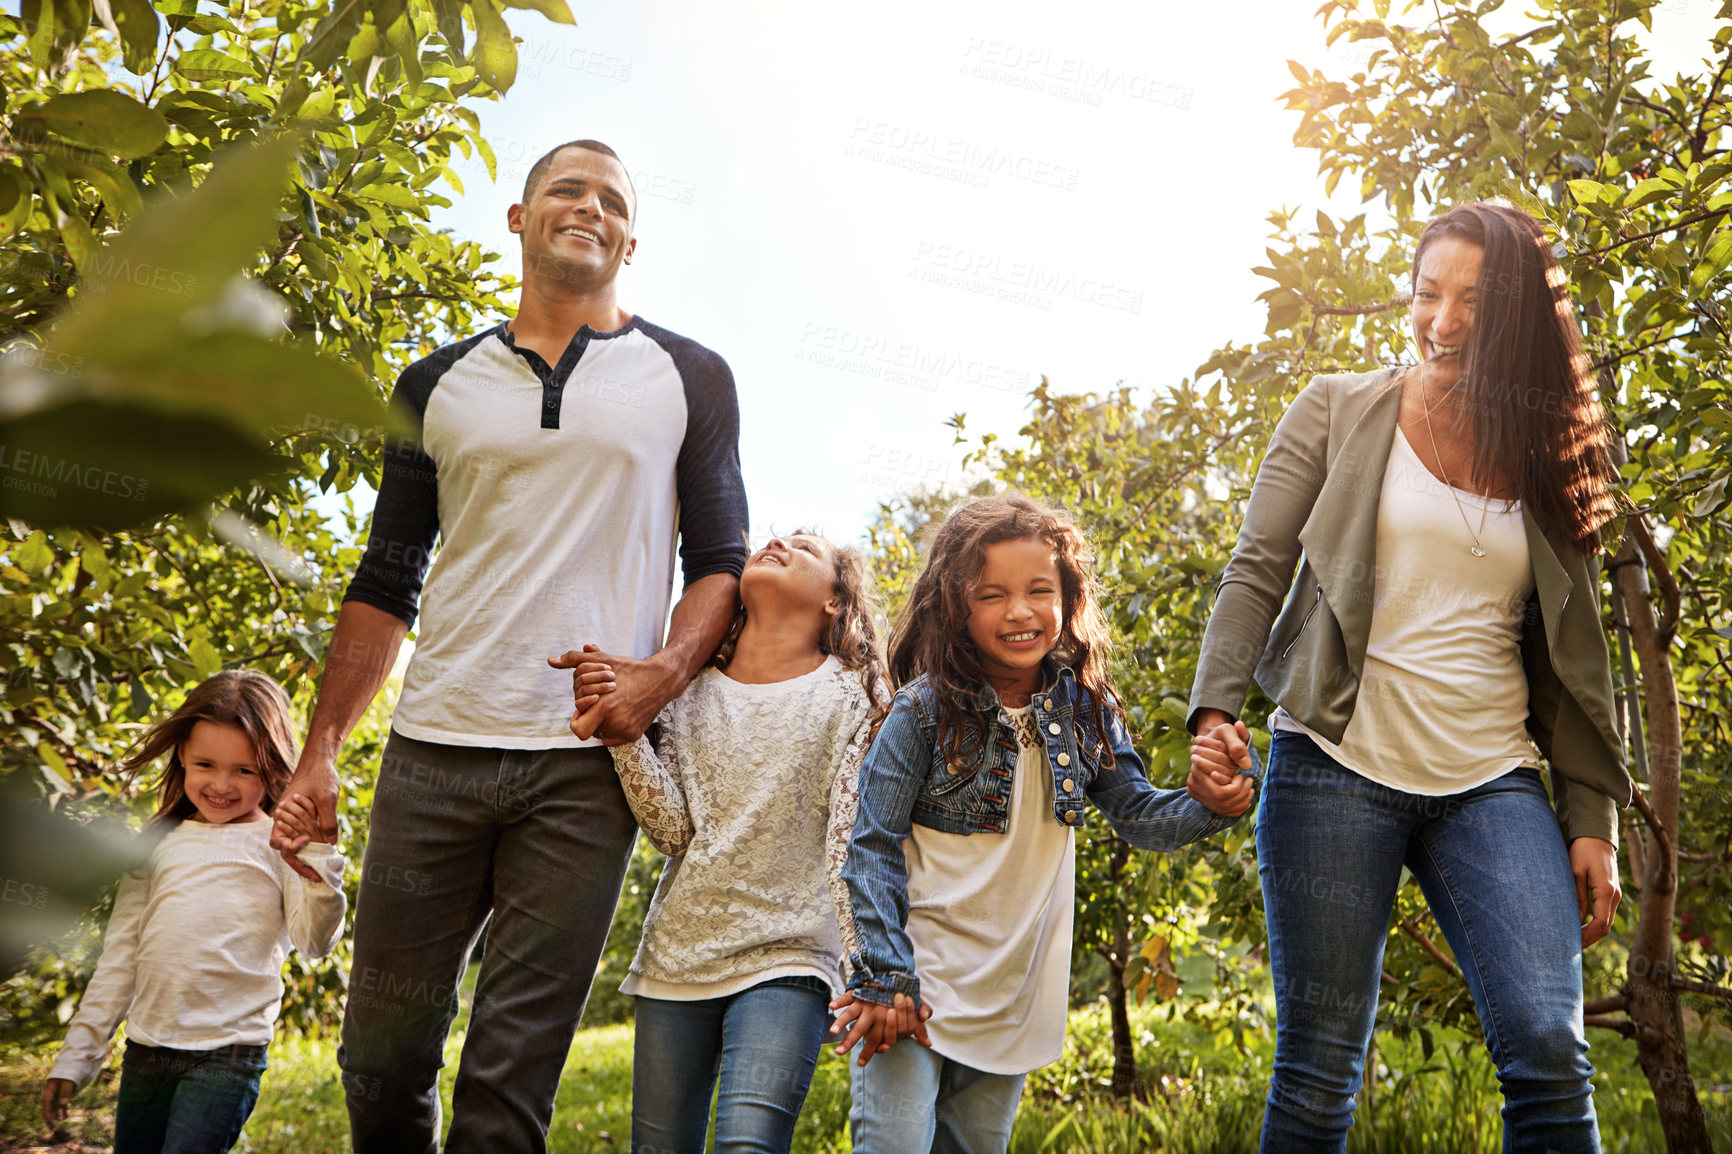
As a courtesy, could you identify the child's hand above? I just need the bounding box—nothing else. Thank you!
[1188,720,1256,818]
[273,794,324,850]
[42,1077,73,1129]
[548,644,617,714]
[829,990,931,1066]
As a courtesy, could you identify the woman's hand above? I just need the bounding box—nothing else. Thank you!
[829,990,931,1066]
[1188,716,1256,817]
[41,1077,73,1129]
[1569,836,1621,948]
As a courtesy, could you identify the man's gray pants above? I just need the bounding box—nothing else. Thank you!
[339,730,637,1153]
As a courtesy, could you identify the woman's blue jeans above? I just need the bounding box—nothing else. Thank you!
[112,1040,267,1153]
[1258,731,1600,1153]
[630,975,830,1154]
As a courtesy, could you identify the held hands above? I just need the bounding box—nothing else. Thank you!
[829,990,932,1067]
[1188,711,1257,819]
[269,754,339,882]
[41,1077,73,1130]
[271,796,331,882]
[548,644,670,746]
[1569,836,1621,948]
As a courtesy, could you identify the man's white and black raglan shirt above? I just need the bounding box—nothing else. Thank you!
[345,317,749,749]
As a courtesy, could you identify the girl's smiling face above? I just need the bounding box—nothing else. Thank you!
[966,536,1063,704]
[179,721,267,824]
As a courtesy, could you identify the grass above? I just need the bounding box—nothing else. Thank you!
[4,992,1728,1152]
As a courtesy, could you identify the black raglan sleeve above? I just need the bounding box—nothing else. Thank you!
[341,346,459,625]
[642,322,750,585]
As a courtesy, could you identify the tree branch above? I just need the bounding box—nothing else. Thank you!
[1669,977,1732,1004]
[1630,787,1676,883]
[1305,294,1412,316]
[1690,42,1732,164]
[1399,917,1462,978]
[1579,208,1730,258]
[1629,514,1681,643]
[1584,1015,1637,1037]
[1584,994,1628,1015]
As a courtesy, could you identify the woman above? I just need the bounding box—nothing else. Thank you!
[1187,202,1631,1153]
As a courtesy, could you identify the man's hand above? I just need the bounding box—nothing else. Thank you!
[548,645,677,745]
[42,1077,73,1129]
[829,991,931,1066]
[1570,836,1621,948]
[270,757,339,882]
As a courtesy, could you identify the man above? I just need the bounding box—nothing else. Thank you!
[270,139,747,1152]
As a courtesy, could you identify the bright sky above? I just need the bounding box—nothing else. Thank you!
[423,0,1722,553]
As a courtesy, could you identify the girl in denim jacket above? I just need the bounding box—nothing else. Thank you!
[832,495,1257,1153]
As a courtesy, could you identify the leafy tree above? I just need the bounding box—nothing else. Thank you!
[0,0,572,1034]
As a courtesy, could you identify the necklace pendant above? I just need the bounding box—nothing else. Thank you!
[1471,546,1486,557]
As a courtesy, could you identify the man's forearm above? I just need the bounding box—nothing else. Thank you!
[648,572,740,688]
[303,600,410,767]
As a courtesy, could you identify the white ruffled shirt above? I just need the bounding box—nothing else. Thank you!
[49,820,347,1092]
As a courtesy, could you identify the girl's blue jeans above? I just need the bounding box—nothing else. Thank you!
[1258,730,1600,1153]
[113,1040,266,1153]
[630,975,830,1154]
[848,1040,1026,1154]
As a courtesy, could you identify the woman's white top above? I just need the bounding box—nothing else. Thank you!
[903,706,1075,1075]
[613,657,878,1000]
[1273,426,1540,794]
[49,819,347,1092]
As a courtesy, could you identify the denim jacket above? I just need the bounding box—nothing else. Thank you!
[838,665,1261,1007]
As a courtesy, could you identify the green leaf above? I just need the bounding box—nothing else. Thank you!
[1626,177,1675,208]
[15,530,55,575]
[42,135,303,369]
[470,0,518,91]
[297,0,365,71]
[0,401,284,529]
[175,47,259,83]
[500,0,575,24]
[1567,179,1611,205]
[106,0,160,73]
[12,91,169,158]
[56,156,143,220]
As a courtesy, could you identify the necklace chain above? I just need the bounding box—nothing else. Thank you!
[1417,375,1489,558]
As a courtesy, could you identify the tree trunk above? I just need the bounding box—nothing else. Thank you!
[1104,922,1139,1100]
[1611,531,1712,1152]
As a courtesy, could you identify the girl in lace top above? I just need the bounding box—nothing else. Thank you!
[570,531,888,1154]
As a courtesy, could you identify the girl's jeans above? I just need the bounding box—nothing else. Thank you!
[1258,730,1600,1153]
[848,1040,1026,1154]
[113,1040,266,1154]
[630,975,831,1154]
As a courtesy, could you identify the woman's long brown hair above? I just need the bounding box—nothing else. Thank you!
[889,495,1122,770]
[122,670,300,831]
[712,531,891,721]
[1410,202,1617,552]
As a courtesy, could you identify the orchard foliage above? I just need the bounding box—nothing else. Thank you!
[1,0,574,1031]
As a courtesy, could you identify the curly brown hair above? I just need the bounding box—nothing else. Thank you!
[121,670,300,831]
[712,531,891,720]
[1410,202,1617,552]
[889,495,1122,770]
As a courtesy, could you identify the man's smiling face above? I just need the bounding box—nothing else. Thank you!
[509,145,638,289]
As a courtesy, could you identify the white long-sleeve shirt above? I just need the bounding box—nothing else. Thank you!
[49,819,347,1092]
